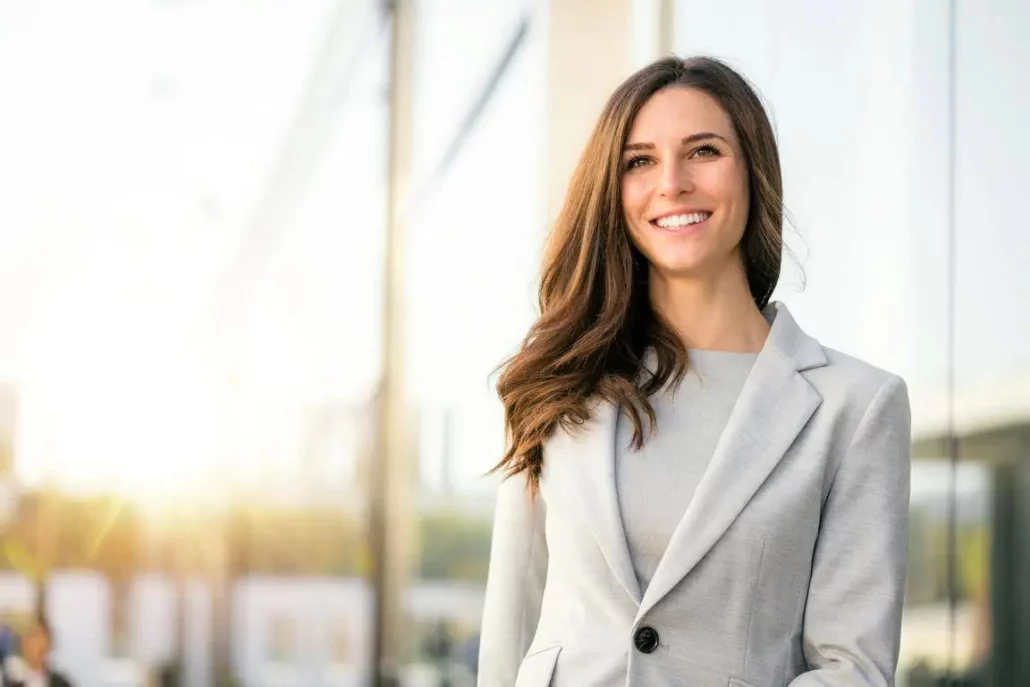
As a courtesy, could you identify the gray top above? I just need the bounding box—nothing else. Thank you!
[615,348,758,592]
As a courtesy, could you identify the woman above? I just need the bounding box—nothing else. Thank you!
[478,56,911,687]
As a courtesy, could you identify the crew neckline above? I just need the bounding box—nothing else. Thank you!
[688,347,760,357]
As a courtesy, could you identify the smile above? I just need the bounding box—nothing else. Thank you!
[650,211,712,230]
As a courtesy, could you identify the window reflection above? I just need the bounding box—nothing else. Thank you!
[952,0,1030,684]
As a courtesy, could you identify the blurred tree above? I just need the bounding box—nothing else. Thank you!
[418,512,491,582]
[0,493,496,583]
[233,505,367,576]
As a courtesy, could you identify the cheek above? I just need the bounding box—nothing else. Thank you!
[620,183,649,249]
[700,164,749,226]
[620,177,649,221]
[730,172,751,240]
[733,166,751,213]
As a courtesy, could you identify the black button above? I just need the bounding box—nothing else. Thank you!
[634,626,660,653]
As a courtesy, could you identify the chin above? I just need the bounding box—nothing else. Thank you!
[649,250,714,277]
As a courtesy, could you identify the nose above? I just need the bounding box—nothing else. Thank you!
[657,157,692,198]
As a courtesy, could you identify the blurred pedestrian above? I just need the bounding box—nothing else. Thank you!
[4,616,72,687]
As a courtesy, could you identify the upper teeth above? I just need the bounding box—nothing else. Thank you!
[655,212,710,228]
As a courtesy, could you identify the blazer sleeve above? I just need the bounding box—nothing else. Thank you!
[477,469,549,687]
[789,375,912,687]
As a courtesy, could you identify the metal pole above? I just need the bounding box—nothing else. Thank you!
[370,1,416,685]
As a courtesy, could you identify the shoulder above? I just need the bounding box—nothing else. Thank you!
[766,303,906,412]
[805,345,909,422]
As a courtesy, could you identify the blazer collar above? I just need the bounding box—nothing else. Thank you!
[560,301,827,612]
[760,301,827,372]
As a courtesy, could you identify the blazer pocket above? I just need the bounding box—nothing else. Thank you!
[514,645,562,687]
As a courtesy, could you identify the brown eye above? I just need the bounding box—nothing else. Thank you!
[692,144,720,158]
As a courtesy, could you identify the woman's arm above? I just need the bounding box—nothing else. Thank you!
[477,470,549,687]
[789,375,912,687]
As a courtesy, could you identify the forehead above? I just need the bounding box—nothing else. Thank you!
[626,86,737,144]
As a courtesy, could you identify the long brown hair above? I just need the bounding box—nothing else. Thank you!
[494,56,784,489]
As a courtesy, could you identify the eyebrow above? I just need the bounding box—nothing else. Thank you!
[622,132,730,152]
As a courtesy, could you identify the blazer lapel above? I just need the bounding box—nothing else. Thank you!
[564,400,643,605]
[635,302,827,621]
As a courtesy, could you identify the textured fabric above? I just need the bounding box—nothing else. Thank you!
[615,349,756,592]
[478,302,912,687]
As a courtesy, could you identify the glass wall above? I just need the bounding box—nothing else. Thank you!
[951,1,1030,685]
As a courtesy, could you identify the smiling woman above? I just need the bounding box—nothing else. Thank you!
[479,56,911,687]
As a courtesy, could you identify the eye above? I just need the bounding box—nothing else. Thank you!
[624,155,652,171]
[691,144,720,159]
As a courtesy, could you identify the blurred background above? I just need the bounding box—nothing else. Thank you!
[0,0,1027,685]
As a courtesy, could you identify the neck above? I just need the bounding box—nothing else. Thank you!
[648,257,770,353]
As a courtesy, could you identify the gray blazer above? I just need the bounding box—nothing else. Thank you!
[478,302,911,687]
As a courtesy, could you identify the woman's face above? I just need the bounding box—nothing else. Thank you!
[22,626,49,669]
[620,86,750,282]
